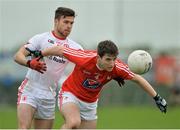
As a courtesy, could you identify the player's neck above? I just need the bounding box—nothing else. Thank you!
[96,63,104,71]
[52,30,66,40]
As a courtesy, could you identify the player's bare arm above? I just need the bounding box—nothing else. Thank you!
[131,74,167,113]
[14,46,31,67]
[131,74,157,97]
[41,45,64,57]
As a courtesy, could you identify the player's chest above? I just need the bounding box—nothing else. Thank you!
[80,70,112,89]
[81,69,112,82]
[41,38,69,49]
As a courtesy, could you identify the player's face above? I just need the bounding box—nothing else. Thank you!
[97,54,116,72]
[54,16,74,38]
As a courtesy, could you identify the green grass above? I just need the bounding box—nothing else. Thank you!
[0,106,180,129]
[98,106,180,129]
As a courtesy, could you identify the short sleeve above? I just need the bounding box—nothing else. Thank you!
[24,34,42,51]
[63,47,96,66]
[115,59,135,80]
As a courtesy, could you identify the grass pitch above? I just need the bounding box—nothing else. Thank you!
[0,106,179,129]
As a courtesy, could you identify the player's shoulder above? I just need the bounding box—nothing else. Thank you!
[30,32,50,41]
[115,58,129,68]
[67,38,83,50]
[114,58,135,77]
[33,32,50,38]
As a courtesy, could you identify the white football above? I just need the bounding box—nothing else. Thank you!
[127,50,152,74]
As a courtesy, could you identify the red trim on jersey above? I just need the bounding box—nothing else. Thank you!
[58,90,63,111]
[51,31,66,40]
[17,78,28,105]
[115,63,134,77]
[115,59,135,78]
[64,47,96,57]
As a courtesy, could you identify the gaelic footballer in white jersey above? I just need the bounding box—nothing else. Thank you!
[20,31,83,97]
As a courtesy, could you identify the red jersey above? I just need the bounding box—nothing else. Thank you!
[61,47,135,102]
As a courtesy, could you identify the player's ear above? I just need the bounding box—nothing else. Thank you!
[54,19,58,25]
[97,55,101,60]
[54,18,61,26]
[97,55,104,65]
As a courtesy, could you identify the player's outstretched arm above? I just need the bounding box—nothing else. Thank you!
[131,74,167,113]
[131,74,157,97]
[41,45,64,57]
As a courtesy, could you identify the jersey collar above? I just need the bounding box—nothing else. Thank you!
[96,64,104,71]
[51,31,66,40]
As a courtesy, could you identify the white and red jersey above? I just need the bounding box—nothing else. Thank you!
[61,48,135,103]
[24,31,83,91]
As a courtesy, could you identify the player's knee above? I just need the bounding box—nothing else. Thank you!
[18,122,31,129]
[67,118,81,128]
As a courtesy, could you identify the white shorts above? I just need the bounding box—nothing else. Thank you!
[58,91,98,120]
[17,78,56,119]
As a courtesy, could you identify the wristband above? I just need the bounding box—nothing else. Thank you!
[153,93,160,101]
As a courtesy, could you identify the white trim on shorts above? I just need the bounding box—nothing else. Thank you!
[17,78,56,119]
[58,90,98,120]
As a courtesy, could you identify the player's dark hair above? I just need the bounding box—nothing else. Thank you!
[55,7,75,19]
[97,40,119,57]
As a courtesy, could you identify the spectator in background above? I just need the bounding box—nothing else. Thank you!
[154,52,180,106]
[154,52,176,86]
[14,7,83,129]
[169,57,180,106]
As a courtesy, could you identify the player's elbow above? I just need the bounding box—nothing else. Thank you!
[131,74,143,83]
[13,52,23,64]
[13,53,18,63]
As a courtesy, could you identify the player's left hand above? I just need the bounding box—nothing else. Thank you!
[113,77,125,87]
[153,94,167,113]
[27,56,47,73]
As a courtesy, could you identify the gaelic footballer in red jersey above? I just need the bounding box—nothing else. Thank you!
[61,47,134,102]
[41,40,167,129]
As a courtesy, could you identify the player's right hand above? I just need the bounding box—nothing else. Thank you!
[27,56,47,74]
[32,50,43,58]
[113,77,125,87]
[153,94,167,113]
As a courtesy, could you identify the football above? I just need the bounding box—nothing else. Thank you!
[127,50,153,74]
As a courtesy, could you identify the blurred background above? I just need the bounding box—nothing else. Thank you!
[0,0,180,129]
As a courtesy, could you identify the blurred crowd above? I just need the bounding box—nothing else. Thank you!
[154,51,180,106]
